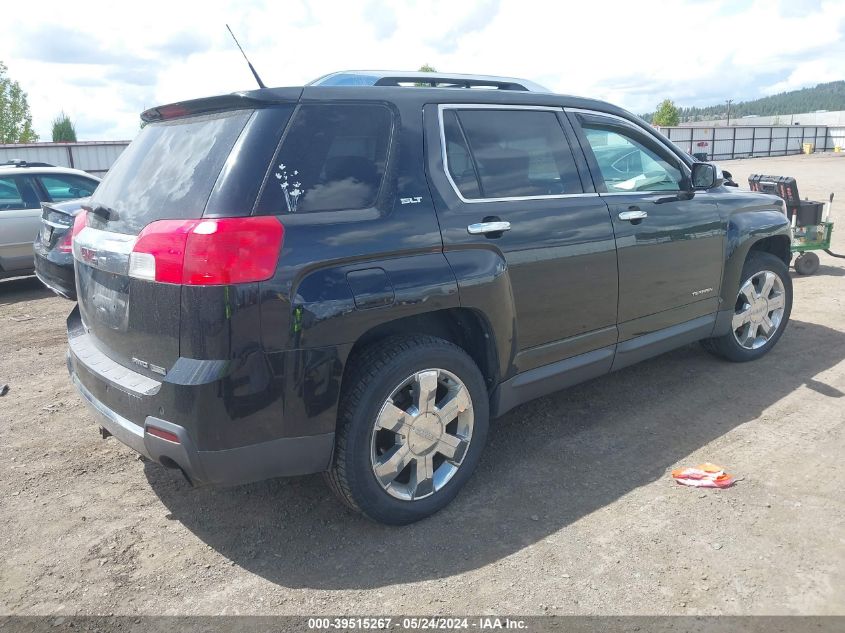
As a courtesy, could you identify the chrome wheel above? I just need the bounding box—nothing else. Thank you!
[732,270,786,350]
[370,368,474,501]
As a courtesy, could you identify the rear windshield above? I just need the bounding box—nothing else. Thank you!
[256,103,392,214]
[89,110,252,234]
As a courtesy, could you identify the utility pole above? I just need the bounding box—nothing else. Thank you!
[725,99,733,127]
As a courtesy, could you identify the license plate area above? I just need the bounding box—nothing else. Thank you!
[77,264,131,332]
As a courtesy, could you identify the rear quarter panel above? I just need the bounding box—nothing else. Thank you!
[256,96,460,432]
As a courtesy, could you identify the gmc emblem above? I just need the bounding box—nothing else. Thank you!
[79,247,97,264]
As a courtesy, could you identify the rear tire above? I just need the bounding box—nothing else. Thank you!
[701,251,792,362]
[324,335,489,525]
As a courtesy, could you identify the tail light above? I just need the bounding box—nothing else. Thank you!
[71,210,88,242]
[57,232,73,254]
[128,217,284,285]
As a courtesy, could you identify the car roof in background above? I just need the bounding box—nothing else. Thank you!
[308,70,551,92]
[0,164,101,180]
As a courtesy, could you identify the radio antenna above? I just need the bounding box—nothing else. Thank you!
[226,24,267,89]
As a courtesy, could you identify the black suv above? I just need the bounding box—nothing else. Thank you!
[68,71,792,524]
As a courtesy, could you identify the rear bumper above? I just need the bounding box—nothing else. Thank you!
[33,249,76,300]
[70,363,334,485]
[66,309,336,485]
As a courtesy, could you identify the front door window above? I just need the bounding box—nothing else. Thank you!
[581,125,682,192]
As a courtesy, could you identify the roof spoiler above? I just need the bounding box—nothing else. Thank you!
[141,88,303,123]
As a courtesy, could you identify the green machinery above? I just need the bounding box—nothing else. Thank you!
[748,175,842,275]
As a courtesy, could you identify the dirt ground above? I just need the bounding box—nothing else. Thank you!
[1,153,843,617]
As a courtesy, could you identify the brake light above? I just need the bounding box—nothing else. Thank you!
[156,104,190,120]
[71,210,88,242]
[128,217,284,285]
[58,232,73,254]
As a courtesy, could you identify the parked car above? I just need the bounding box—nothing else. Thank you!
[33,198,87,300]
[0,161,99,281]
[67,71,792,525]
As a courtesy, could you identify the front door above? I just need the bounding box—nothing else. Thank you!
[425,104,619,372]
[568,110,724,341]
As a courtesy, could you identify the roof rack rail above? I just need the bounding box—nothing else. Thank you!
[309,70,549,93]
[3,159,56,168]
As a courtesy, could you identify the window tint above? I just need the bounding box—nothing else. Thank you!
[89,110,252,233]
[442,110,480,199]
[581,124,683,192]
[444,109,582,199]
[38,174,98,201]
[257,104,392,214]
[0,176,39,210]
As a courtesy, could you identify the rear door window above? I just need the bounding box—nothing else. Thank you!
[442,110,481,199]
[442,108,582,200]
[0,176,39,210]
[256,104,393,214]
[88,110,252,233]
[37,174,98,201]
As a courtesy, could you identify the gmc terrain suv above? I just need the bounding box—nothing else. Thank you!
[68,71,792,524]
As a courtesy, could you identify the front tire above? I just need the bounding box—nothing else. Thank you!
[701,251,792,362]
[324,335,489,525]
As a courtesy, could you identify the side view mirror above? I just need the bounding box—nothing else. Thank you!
[691,162,724,190]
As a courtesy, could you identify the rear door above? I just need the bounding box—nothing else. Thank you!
[0,174,41,272]
[568,110,723,340]
[73,106,289,374]
[425,104,618,371]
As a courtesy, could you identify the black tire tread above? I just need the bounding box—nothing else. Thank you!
[323,334,476,518]
[700,251,792,362]
[794,252,820,275]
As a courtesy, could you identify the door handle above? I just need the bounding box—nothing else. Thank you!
[467,221,511,235]
[618,209,648,222]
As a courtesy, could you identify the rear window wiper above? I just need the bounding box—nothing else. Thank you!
[83,204,120,222]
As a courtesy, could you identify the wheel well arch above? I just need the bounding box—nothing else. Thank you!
[748,234,791,266]
[342,308,499,398]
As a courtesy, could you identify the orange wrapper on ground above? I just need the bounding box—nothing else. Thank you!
[671,463,735,488]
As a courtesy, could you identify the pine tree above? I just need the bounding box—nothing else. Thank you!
[51,112,77,142]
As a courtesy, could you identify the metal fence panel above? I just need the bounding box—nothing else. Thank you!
[0,141,130,176]
[0,144,67,166]
[661,125,836,160]
[71,143,127,175]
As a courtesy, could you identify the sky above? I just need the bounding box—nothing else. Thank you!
[2,0,844,141]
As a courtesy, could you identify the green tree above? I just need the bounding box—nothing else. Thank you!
[652,99,680,127]
[51,111,77,142]
[0,61,38,143]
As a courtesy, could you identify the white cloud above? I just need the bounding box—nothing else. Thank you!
[2,0,843,140]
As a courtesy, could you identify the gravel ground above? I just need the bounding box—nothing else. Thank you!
[1,153,843,617]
